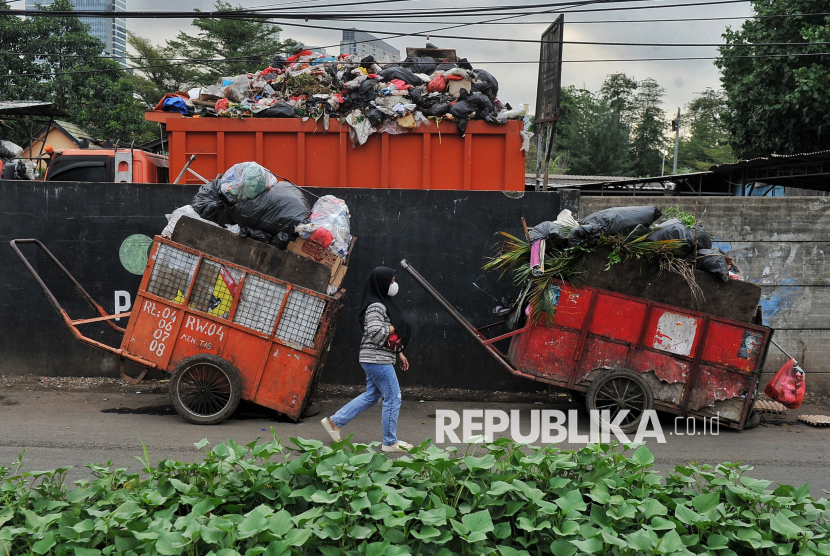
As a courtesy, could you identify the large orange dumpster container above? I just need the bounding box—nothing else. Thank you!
[147,113,526,191]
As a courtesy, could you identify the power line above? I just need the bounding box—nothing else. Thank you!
[4,50,829,79]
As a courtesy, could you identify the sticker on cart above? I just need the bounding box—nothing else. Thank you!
[737,330,764,360]
[653,312,698,356]
[548,285,562,308]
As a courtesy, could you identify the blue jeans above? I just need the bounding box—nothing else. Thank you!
[331,363,401,446]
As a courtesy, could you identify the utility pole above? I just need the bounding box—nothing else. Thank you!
[662,151,667,176]
[671,107,681,175]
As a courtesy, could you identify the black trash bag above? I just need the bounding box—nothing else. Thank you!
[270,231,292,250]
[569,206,663,248]
[402,56,437,75]
[529,221,569,249]
[424,102,450,117]
[693,223,713,250]
[472,69,499,98]
[466,91,493,112]
[0,144,16,159]
[228,183,311,237]
[449,100,475,119]
[696,248,730,282]
[457,57,474,70]
[343,79,379,111]
[191,179,234,226]
[408,87,424,106]
[646,218,695,243]
[255,102,296,118]
[377,67,422,86]
[360,55,375,70]
[434,62,457,72]
[239,226,273,244]
[269,54,287,69]
[365,108,385,127]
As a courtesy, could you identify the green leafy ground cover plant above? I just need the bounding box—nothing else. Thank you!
[1,436,828,556]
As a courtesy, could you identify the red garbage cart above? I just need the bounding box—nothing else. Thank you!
[401,259,772,432]
[11,236,345,424]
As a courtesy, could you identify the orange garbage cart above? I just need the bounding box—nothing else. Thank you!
[11,235,345,424]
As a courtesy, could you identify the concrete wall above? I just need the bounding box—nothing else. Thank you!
[581,196,830,393]
[0,181,568,391]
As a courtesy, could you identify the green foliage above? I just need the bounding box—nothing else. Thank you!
[0,0,154,144]
[662,206,696,227]
[557,86,633,177]
[164,0,296,86]
[126,32,200,109]
[716,0,830,158]
[2,438,829,555]
[629,78,669,177]
[677,88,736,171]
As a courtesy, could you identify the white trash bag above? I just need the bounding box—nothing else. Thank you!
[295,195,352,259]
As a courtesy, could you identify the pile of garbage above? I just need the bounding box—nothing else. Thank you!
[162,161,352,258]
[0,140,37,180]
[154,47,529,144]
[486,206,741,323]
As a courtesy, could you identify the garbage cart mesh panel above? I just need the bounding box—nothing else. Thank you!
[275,290,327,348]
[189,260,244,319]
[233,275,287,334]
[146,244,199,303]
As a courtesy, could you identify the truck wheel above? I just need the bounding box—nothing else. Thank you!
[587,369,654,434]
[169,354,241,425]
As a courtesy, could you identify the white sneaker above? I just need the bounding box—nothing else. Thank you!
[320,417,341,442]
[382,441,413,453]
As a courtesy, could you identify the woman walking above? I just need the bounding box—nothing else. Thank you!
[321,266,413,452]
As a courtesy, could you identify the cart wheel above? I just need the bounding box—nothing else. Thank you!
[743,411,761,430]
[587,369,654,434]
[169,355,241,425]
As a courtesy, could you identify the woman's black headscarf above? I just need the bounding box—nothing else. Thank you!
[358,266,412,350]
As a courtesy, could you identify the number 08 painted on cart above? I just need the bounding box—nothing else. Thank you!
[141,300,177,359]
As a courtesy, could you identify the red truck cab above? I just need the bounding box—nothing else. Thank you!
[44,146,170,183]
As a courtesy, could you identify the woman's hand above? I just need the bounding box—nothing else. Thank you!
[398,352,409,371]
[389,325,396,334]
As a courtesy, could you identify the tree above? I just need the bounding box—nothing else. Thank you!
[0,0,153,144]
[716,0,830,157]
[629,78,668,176]
[165,1,296,86]
[126,32,198,109]
[600,72,638,125]
[677,88,735,171]
[556,86,632,176]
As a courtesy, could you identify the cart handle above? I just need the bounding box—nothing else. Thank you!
[400,259,518,375]
[9,239,158,370]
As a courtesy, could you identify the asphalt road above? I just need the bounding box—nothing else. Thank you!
[1,389,828,496]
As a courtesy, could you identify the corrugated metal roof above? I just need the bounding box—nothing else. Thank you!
[0,100,69,118]
[53,120,96,143]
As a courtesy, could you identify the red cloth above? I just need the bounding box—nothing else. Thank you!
[390,79,412,90]
[153,92,189,112]
[765,358,806,409]
[287,50,313,62]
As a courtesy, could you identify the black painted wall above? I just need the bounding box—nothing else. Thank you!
[0,182,565,390]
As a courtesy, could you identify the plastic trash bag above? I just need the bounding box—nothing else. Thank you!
[295,195,352,258]
[0,140,23,158]
[424,102,451,117]
[219,162,273,203]
[191,180,234,227]
[229,181,311,238]
[765,358,806,409]
[472,69,499,98]
[162,205,221,237]
[520,130,533,151]
[647,218,711,253]
[346,109,376,146]
[223,75,251,103]
[402,56,437,74]
[529,221,569,248]
[378,66,422,86]
[696,248,730,282]
[255,102,295,118]
[569,206,663,248]
[239,226,273,244]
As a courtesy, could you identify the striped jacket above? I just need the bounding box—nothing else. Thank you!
[359,302,396,365]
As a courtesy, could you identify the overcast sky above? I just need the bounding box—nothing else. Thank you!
[126,0,754,119]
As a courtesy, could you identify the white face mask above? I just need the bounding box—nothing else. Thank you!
[387,282,399,297]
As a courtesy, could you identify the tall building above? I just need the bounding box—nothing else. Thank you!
[340,29,399,63]
[26,0,127,67]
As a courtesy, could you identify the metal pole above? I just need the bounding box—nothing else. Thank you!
[173,154,197,184]
[672,107,681,174]
[662,151,666,176]
[534,122,544,191]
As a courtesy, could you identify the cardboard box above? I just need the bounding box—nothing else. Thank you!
[286,238,350,289]
[448,78,473,98]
